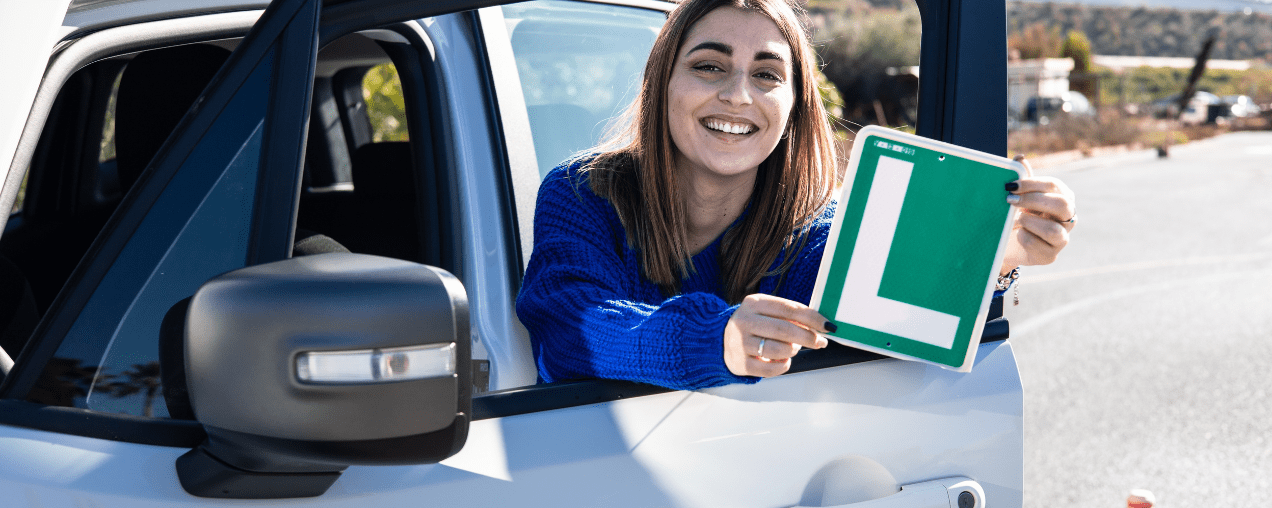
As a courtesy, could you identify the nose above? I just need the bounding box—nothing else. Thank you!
[718,70,752,106]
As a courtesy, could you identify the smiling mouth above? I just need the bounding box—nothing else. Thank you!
[703,118,756,135]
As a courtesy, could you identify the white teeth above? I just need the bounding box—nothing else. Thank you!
[705,119,754,135]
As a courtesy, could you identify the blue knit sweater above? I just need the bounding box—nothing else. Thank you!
[516,160,836,390]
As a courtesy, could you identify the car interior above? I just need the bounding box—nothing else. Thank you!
[0,30,445,409]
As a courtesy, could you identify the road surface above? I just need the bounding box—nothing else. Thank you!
[1010,131,1272,508]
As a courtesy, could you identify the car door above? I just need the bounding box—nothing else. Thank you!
[0,0,494,505]
[427,1,1023,507]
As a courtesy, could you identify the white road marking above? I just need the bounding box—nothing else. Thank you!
[1026,251,1272,283]
[1014,267,1272,337]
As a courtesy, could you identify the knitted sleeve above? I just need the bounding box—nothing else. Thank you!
[515,164,757,390]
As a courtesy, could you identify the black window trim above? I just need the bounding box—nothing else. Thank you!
[473,321,1008,420]
[376,23,458,272]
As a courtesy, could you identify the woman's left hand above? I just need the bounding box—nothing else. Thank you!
[1001,155,1076,275]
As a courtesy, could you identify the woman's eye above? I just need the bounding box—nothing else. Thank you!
[754,71,784,83]
[693,63,723,73]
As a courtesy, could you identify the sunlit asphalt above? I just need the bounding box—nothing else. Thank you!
[1009,131,1272,508]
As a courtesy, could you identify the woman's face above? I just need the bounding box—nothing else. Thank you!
[667,6,796,181]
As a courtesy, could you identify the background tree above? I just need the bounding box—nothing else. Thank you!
[815,3,921,128]
[1062,30,1098,105]
[102,362,163,418]
[363,63,409,142]
[25,358,101,407]
[1009,22,1065,60]
[1061,30,1093,73]
[815,67,845,131]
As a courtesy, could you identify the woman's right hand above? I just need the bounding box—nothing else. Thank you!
[723,294,833,377]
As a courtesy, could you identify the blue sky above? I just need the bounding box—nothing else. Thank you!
[1017,0,1272,14]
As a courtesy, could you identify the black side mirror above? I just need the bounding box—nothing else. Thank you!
[175,253,470,499]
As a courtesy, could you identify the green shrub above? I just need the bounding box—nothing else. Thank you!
[1061,30,1092,73]
[1141,130,1190,147]
[363,63,408,142]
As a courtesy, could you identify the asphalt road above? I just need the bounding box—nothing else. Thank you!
[1008,131,1272,508]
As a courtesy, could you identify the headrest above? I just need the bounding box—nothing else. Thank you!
[351,142,414,198]
[115,44,232,191]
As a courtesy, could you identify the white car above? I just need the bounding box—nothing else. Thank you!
[1150,91,1220,124]
[0,0,1023,506]
[1222,94,1263,118]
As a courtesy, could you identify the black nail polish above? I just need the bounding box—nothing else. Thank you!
[1005,182,1019,192]
[824,321,838,333]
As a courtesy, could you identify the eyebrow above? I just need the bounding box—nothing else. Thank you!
[686,41,787,63]
[687,41,732,56]
[755,50,785,63]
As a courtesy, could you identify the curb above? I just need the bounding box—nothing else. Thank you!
[1022,143,1146,169]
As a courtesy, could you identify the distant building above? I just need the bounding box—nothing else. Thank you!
[1008,55,1255,118]
[1008,58,1074,117]
[1092,55,1252,72]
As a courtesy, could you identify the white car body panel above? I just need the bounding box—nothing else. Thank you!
[0,341,1020,507]
[418,14,539,390]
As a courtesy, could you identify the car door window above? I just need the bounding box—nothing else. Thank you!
[7,0,321,416]
[501,1,664,179]
[27,60,271,416]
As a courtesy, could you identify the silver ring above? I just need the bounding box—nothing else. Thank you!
[1063,214,1077,224]
[757,338,766,357]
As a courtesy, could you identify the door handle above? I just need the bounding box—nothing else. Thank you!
[792,477,984,508]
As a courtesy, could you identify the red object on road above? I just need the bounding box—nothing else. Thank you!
[1128,489,1155,508]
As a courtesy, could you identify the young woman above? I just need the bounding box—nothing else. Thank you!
[516,0,1076,390]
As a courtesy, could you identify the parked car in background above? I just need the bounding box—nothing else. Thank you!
[1024,90,1095,125]
[1150,90,1220,124]
[0,0,1019,505]
[1222,94,1264,118]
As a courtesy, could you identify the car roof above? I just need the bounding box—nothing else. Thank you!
[63,0,270,38]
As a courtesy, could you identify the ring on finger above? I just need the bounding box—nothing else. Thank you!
[1063,213,1077,224]
[757,338,766,357]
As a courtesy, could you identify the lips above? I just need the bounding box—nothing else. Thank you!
[702,117,757,135]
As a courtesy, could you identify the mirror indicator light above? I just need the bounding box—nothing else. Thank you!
[296,344,456,384]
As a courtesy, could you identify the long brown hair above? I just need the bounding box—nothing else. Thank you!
[583,0,836,303]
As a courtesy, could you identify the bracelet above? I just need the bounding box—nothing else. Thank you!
[996,267,1020,306]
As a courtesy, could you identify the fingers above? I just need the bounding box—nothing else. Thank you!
[1007,176,1066,196]
[1008,158,1077,226]
[1015,214,1068,265]
[1002,157,1075,270]
[1009,191,1075,224]
[745,332,804,360]
[1018,213,1069,247]
[1013,154,1035,178]
[1007,170,1076,221]
[724,294,835,378]
[744,315,821,351]
[744,355,793,378]
[740,294,835,335]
